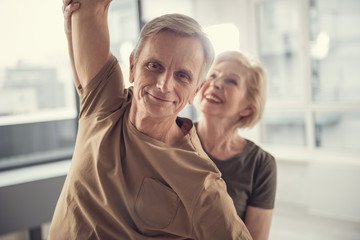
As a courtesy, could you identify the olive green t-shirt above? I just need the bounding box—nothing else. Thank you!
[195,123,277,220]
[49,55,252,240]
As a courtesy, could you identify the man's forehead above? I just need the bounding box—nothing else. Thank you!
[139,33,204,75]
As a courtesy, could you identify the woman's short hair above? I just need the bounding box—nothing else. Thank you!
[214,51,267,128]
[132,14,214,86]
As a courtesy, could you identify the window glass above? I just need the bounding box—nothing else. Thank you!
[0,1,77,120]
[257,0,304,102]
[141,0,194,22]
[310,0,360,103]
[204,23,240,56]
[257,0,306,147]
[0,1,77,170]
[257,0,360,153]
[0,0,139,170]
[262,111,306,147]
[315,111,360,151]
[108,0,140,88]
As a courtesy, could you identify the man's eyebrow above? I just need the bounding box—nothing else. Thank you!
[142,58,163,65]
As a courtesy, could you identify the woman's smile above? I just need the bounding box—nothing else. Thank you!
[204,93,223,104]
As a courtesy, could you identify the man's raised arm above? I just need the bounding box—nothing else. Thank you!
[70,0,112,87]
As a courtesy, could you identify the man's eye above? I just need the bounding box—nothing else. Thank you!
[147,62,163,71]
[175,72,190,82]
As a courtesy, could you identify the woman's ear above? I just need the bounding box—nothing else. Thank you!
[239,105,253,117]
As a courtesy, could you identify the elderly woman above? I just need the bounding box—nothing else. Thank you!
[194,51,277,240]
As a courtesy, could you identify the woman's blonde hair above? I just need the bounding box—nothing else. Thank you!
[213,51,267,128]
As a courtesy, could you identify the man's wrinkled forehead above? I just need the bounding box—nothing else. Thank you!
[138,31,204,79]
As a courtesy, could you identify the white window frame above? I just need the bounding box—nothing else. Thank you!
[251,0,360,164]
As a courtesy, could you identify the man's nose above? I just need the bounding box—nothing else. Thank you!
[156,72,174,92]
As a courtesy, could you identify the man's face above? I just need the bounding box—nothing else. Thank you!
[129,30,205,119]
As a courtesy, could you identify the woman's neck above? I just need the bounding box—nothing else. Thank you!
[197,115,247,160]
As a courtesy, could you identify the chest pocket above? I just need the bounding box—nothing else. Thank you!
[135,177,180,229]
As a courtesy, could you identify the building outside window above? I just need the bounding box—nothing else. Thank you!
[0,1,78,170]
[0,0,140,171]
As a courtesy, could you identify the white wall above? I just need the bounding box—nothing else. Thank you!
[275,159,360,222]
[306,161,360,222]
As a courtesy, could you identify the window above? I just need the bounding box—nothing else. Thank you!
[140,0,194,23]
[108,0,140,88]
[256,0,360,153]
[204,23,240,56]
[0,0,140,170]
[0,1,78,170]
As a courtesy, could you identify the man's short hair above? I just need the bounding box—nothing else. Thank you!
[132,14,214,87]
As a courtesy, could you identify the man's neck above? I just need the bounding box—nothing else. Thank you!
[129,103,184,145]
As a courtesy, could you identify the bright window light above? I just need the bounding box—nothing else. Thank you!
[204,23,240,55]
[310,31,330,60]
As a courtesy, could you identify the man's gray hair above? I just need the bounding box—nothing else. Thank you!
[132,14,214,86]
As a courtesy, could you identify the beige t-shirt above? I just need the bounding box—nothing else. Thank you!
[49,55,251,240]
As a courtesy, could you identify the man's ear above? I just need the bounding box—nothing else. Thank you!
[196,81,206,93]
[188,91,196,104]
[129,54,135,83]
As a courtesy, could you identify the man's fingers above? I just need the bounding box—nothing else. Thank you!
[63,0,72,7]
[64,5,71,19]
[63,2,80,35]
[64,3,80,17]
[70,2,80,11]
[62,0,71,12]
[62,1,79,14]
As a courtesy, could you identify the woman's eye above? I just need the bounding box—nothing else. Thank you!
[227,79,238,85]
[209,73,216,79]
[206,74,216,81]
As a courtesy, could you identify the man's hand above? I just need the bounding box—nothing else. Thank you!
[62,0,80,38]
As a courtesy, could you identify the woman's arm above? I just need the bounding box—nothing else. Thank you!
[244,206,273,240]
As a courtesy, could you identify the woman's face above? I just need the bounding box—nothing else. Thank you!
[196,60,252,120]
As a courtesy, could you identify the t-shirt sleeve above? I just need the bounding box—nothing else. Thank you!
[248,152,277,209]
[77,54,127,119]
[192,176,252,240]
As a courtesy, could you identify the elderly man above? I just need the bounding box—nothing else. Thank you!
[49,0,252,239]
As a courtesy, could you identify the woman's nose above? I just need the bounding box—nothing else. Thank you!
[210,77,222,89]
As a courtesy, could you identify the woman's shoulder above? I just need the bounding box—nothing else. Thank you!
[244,139,276,166]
